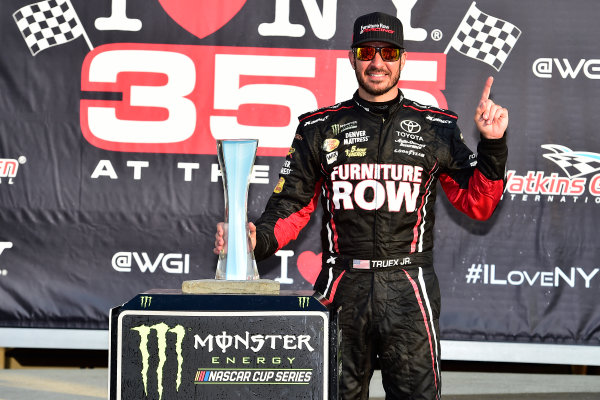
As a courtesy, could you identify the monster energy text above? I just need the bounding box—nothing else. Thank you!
[194,331,315,353]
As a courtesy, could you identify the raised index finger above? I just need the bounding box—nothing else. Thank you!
[480,76,494,102]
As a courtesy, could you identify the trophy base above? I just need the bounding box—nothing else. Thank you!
[181,279,280,295]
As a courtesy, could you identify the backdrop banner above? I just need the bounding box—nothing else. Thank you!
[0,0,598,346]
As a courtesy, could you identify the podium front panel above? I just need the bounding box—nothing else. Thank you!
[109,291,339,400]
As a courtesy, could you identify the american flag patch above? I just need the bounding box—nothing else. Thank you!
[352,259,370,269]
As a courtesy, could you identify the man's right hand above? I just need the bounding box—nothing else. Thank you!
[213,222,257,255]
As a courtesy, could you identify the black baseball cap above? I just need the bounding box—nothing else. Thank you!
[351,12,404,49]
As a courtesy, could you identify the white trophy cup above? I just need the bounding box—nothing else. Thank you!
[215,139,260,280]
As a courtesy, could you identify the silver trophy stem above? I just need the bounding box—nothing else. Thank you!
[216,139,259,280]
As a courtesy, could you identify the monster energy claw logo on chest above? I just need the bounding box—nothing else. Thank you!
[131,323,186,400]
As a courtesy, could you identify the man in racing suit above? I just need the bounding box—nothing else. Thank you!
[215,11,508,400]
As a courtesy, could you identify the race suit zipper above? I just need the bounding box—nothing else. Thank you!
[373,115,385,259]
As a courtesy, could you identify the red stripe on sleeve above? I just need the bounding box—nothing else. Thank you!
[320,179,340,253]
[299,106,354,122]
[402,104,458,119]
[273,180,322,251]
[439,169,504,220]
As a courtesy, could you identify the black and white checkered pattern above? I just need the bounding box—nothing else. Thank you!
[542,144,600,178]
[446,2,521,71]
[13,0,84,56]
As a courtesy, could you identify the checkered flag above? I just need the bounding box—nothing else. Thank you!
[13,0,93,56]
[542,144,600,178]
[444,2,521,71]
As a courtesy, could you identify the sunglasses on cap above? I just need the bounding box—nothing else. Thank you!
[353,46,404,62]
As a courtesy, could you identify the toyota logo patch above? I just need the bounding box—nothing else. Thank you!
[400,120,422,133]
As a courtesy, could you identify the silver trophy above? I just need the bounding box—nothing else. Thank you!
[215,139,260,280]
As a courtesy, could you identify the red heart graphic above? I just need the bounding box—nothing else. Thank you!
[297,251,322,285]
[158,0,247,39]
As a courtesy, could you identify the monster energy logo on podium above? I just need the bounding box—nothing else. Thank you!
[298,296,310,308]
[131,323,186,400]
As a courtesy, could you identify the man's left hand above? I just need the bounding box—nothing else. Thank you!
[474,76,508,139]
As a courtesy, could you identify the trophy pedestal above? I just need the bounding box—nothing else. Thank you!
[181,279,280,294]
[109,290,340,400]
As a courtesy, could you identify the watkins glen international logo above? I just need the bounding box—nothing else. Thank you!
[505,144,600,204]
[541,144,600,178]
[131,323,186,400]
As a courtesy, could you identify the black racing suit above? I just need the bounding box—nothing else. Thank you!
[254,90,508,400]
